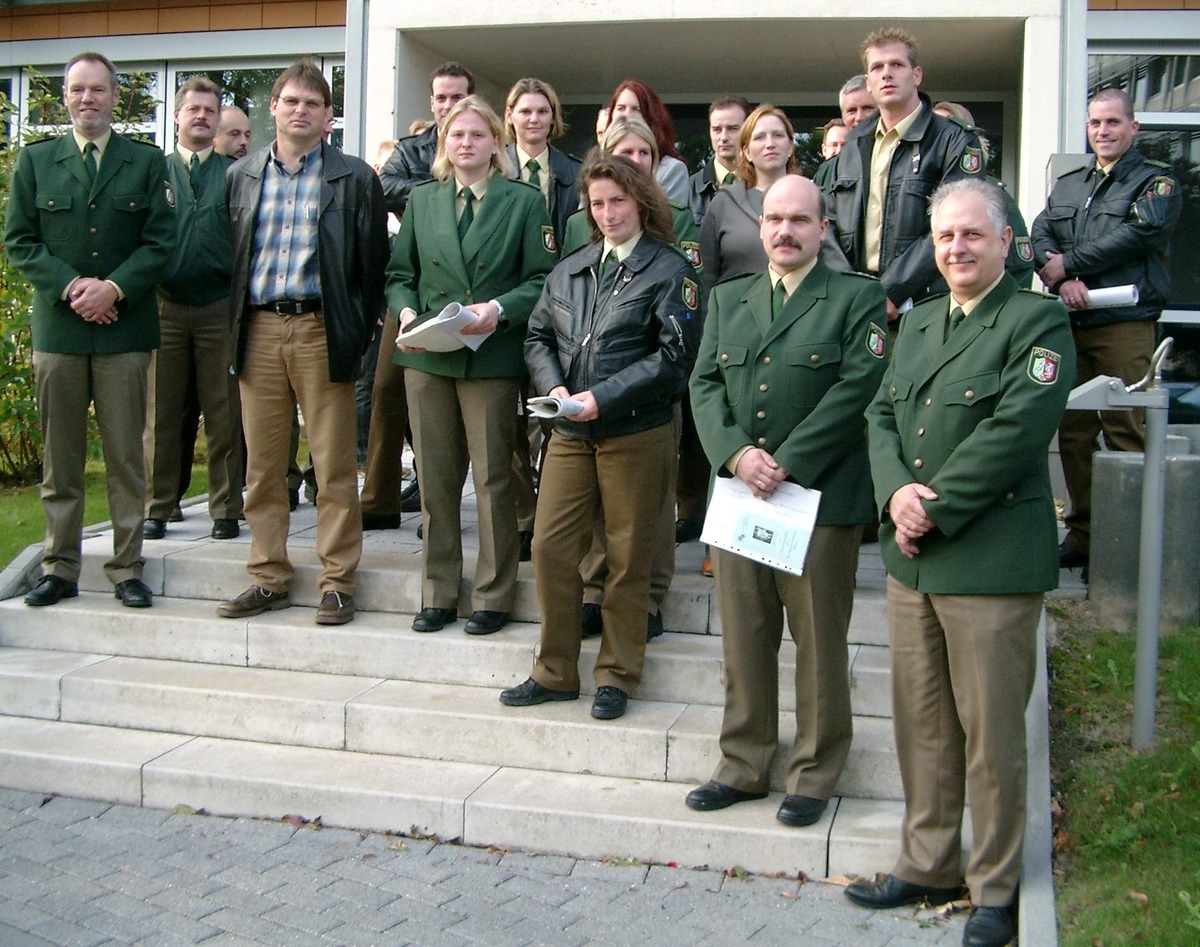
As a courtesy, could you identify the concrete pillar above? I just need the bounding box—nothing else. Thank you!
[1090,452,1200,632]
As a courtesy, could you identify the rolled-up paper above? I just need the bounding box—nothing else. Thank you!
[526,396,585,419]
[1085,284,1139,309]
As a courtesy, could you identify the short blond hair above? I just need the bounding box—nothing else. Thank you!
[860,28,920,70]
[504,77,567,142]
[431,96,513,182]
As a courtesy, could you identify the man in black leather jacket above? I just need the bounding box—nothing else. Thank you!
[222,60,389,627]
[378,61,473,217]
[828,28,985,324]
[1031,87,1182,568]
[686,95,749,227]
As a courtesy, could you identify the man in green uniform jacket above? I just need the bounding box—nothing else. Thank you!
[848,179,1074,947]
[4,51,174,610]
[686,176,888,827]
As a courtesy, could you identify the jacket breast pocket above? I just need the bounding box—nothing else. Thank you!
[788,343,841,407]
[886,373,914,430]
[113,193,149,225]
[938,370,1000,448]
[714,342,748,406]
[36,193,74,242]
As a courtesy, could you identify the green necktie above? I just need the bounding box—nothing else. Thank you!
[598,250,617,288]
[457,186,475,242]
[945,306,966,341]
[526,158,541,189]
[82,141,97,187]
[771,279,787,318]
[722,172,736,186]
[189,153,203,199]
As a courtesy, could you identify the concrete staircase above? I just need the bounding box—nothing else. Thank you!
[0,504,911,879]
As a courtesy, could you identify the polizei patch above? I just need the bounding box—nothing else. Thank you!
[1027,346,1061,385]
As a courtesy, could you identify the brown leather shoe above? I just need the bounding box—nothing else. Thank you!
[316,590,355,625]
[700,556,714,577]
[217,586,291,619]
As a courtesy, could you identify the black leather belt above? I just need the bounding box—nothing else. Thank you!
[259,298,322,315]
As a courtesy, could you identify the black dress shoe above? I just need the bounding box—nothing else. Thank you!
[400,481,421,513]
[114,578,153,609]
[518,530,533,562]
[684,780,768,811]
[168,505,185,523]
[646,610,664,642]
[1058,540,1088,569]
[464,610,509,635]
[142,518,166,540]
[499,677,579,706]
[288,487,300,512]
[844,873,963,910]
[24,575,78,608]
[963,905,1014,946]
[776,794,828,826]
[581,603,602,638]
[211,519,240,540]
[361,511,402,531]
[412,606,457,632]
[675,517,703,544]
[591,685,628,719]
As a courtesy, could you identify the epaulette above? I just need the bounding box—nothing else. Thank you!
[943,115,975,132]
[25,136,58,148]
[668,199,687,212]
[1145,158,1172,171]
[513,178,541,193]
[1018,288,1058,301]
[410,178,439,194]
[715,271,759,290]
[842,270,880,281]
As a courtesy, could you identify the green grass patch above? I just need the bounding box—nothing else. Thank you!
[1047,598,1200,945]
[0,463,210,570]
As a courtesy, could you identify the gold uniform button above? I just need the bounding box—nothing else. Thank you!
[756,410,766,419]
[913,458,924,469]
[90,227,97,235]
[1005,491,1014,501]
[924,397,932,406]
[965,389,975,399]
[762,356,771,365]
[917,427,925,436]
[129,201,136,208]
[89,204,97,210]
[720,353,729,362]
[759,383,768,392]
[91,251,99,258]
[757,436,767,446]
[47,200,55,208]
[810,354,820,363]
[890,386,897,396]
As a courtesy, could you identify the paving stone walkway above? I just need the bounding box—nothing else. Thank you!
[0,788,971,946]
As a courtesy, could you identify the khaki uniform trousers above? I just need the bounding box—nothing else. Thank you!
[886,576,1042,907]
[580,403,682,613]
[359,310,408,516]
[1058,319,1153,554]
[712,525,860,798]
[239,311,361,594]
[405,370,520,612]
[34,350,150,585]
[145,297,243,521]
[532,420,675,694]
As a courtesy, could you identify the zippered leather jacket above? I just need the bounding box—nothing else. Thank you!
[1030,148,1181,328]
[525,235,701,440]
[828,95,984,312]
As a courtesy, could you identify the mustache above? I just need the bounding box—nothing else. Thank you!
[771,236,801,249]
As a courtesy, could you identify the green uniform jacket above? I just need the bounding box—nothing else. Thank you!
[159,150,233,307]
[561,202,702,279]
[4,133,175,354]
[388,175,556,379]
[865,275,1075,594]
[690,262,889,527]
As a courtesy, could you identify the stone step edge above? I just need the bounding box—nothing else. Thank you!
[0,715,908,878]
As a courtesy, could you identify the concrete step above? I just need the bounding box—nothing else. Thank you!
[73,533,890,645]
[0,644,903,800]
[0,596,894,718]
[0,714,906,877]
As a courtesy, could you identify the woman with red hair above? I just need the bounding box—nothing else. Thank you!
[607,78,689,203]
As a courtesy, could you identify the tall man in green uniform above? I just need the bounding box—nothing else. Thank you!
[4,51,174,609]
[143,76,243,542]
[685,176,888,826]
[848,179,1074,947]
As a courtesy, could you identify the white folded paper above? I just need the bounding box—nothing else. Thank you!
[396,301,493,353]
[1085,284,1139,309]
[700,477,821,576]
[526,396,585,419]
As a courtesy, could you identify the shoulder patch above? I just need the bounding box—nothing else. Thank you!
[960,147,984,175]
[541,225,557,254]
[1027,346,1062,385]
[164,180,175,208]
[1147,176,1175,199]
[680,240,701,269]
[682,277,699,311]
[1014,235,1033,263]
[866,322,887,359]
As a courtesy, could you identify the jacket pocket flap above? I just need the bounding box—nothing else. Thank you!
[35,193,72,211]
[788,343,841,369]
[942,371,1000,406]
[716,343,748,366]
[113,193,149,212]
